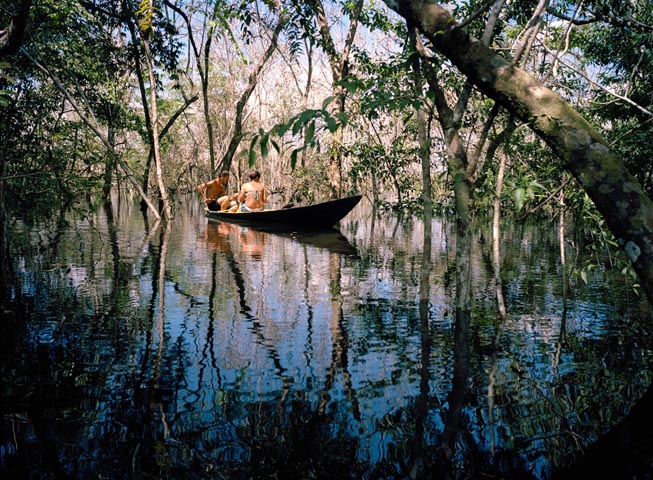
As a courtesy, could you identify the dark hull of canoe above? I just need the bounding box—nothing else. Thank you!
[205,195,362,229]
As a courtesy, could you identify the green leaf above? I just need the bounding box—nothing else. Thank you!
[326,115,337,133]
[290,150,298,170]
[249,134,259,151]
[277,121,290,137]
[335,111,349,126]
[305,121,315,145]
[260,133,269,159]
[297,109,318,125]
[513,187,525,211]
[248,134,258,166]
[322,96,336,110]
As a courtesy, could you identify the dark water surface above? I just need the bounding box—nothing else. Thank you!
[2,195,653,479]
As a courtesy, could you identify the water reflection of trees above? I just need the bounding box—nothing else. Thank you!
[4,199,653,479]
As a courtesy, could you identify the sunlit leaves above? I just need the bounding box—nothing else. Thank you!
[135,0,156,35]
[247,102,349,171]
[512,179,545,212]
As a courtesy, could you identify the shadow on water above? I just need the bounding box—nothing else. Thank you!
[2,195,653,479]
[206,218,359,257]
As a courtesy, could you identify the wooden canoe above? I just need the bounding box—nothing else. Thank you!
[205,195,362,229]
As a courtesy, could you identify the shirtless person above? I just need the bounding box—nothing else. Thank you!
[235,170,266,212]
[197,171,237,211]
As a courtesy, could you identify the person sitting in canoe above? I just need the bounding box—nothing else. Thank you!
[197,171,237,211]
[235,169,267,212]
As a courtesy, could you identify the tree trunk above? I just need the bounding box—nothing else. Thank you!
[493,151,507,318]
[0,0,32,58]
[385,0,653,303]
[103,120,115,200]
[142,38,171,220]
[24,50,161,220]
[126,19,154,201]
[165,0,220,178]
[409,30,432,218]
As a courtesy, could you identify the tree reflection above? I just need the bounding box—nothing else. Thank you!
[5,198,653,479]
[439,200,476,478]
[409,212,435,478]
[318,253,361,421]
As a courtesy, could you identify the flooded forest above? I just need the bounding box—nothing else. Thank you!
[2,1,653,479]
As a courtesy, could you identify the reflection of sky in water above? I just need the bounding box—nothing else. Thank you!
[5,199,653,479]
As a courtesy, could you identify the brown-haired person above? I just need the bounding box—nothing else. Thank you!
[197,171,236,211]
[236,170,266,212]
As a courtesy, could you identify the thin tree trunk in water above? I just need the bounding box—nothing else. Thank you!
[488,152,508,453]
[326,118,344,198]
[300,41,314,169]
[126,19,154,199]
[559,188,567,306]
[409,29,433,219]
[202,12,217,177]
[384,0,653,302]
[142,38,172,220]
[23,50,160,220]
[493,152,507,318]
[453,164,473,312]
[103,121,116,200]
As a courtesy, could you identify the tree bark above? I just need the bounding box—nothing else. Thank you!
[0,0,32,58]
[409,30,433,220]
[384,0,653,303]
[125,18,154,200]
[142,37,172,220]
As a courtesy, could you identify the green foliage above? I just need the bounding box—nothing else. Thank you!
[512,177,545,212]
[0,61,15,107]
[249,98,346,171]
[567,190,640,296]
[135,0,156,34]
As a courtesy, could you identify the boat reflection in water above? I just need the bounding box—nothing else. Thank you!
[205,219,358,257]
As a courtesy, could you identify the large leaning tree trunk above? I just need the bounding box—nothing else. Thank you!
[383,0,653,304]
